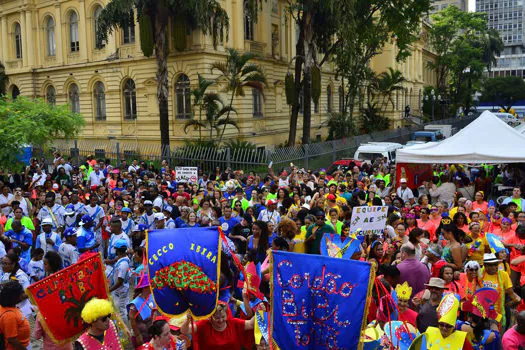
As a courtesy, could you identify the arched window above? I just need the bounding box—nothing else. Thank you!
[326,85,332,113]
[70,12,79,52]
[46,86,56,105]
[11,85,20,100]
[46,17,56,56]
[69,84,80,113]
[175,75,191,119]
[122,12,135,44]
[123,79,137,119]
[252,89,263,118]
[244,1,254,41]
[94,7,105,49]
[94,82,106,120]
[14,23,22,59]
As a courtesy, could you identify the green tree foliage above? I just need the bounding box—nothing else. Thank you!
[0,97,84,167]
[428,5,503,114]
[286,0,357,146]
[480,76,525,113]
[370,68,406,113]
[211,48,267,144]
[360,102,390,134]
[184,74,238,144]
[0,62,7,97]
[325,112,356,140]
[333,0,430,132]
[97,0,264,152]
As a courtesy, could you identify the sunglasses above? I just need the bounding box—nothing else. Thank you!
[438,322,454,329]
[467,268,479,271]
[100,314,111,322]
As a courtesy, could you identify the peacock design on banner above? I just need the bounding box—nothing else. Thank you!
[151,260,217,294]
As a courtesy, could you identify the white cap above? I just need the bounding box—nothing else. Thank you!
[400,178,407,183]
[154,212,166,221]
[41,217,53,226]
[144,200,153,206]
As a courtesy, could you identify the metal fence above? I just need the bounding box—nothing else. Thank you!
[48,115,477,172]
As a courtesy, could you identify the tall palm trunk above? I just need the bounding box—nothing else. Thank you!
[217,92,235,144]
[288,31,305,147]
[155,6,170,158]
[302,3,314,145]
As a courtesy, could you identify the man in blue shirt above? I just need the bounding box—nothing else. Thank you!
[77,214,99,253]
[219,206,239,236]
[3,220,33,270]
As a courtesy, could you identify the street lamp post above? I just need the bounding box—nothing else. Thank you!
[425,89,441,121]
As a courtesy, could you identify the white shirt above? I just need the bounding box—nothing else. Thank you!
[108,256,130,294]
[88,170,105,187]
[27,259,45,282]
[37,204,66,229]
[0,193,13,216]
[57,163,73,176]
[153,195,164,209]
[59,242,79,268]
[396,186,415,204]
[32,171,46,187]
[257,209,281,226]
[107,233,131,261]
[128,165,140,173]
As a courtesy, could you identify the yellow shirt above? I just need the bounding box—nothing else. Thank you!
[293,226,308,254]
[465,235,488,265]
[481,269,512,291]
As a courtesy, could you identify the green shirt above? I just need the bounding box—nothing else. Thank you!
[306,223,335,254]
[5,216,35,231]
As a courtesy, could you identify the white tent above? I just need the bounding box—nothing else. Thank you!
[396,111,525,164]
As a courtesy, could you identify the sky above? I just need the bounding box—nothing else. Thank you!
[468,0,475,12]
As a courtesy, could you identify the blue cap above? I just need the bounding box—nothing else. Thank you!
[114,239,129,249]
[163,205,173,213]
[63,227,77,238]
[80,214,94,225]
[65,204,75,215]
[121,207,132,214]
[133,223,148,232]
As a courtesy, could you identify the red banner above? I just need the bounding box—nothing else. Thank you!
[26,253,109,344]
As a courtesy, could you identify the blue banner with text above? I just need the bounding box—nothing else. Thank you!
[146,227,221,319]
[271,251,372,349]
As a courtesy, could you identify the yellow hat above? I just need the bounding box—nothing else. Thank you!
[395,282,412,301]
[437,293,459,326]
[81,298,113,324]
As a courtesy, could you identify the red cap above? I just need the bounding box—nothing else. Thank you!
[327,194,336,201]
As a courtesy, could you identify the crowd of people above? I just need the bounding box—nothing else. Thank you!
[0,153,524,349]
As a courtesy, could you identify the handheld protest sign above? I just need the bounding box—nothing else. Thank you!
[146,227,221,319]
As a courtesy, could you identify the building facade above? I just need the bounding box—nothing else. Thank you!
[430,0,467,15]
[476,0,525,79]
[0,0,436,149]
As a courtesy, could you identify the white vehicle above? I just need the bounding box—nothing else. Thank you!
[424,124,453,138]
[404,140,427,148]
[494,112,517,124]
[353,142,403,164]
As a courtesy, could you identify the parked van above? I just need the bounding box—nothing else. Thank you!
[411,130,444,142]
[353,142,403,164]
[424,124,453,138]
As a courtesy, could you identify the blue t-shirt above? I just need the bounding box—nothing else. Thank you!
[77,227,96,251]
[219,216,239,236]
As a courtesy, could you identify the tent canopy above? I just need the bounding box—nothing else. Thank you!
[396,111,525,164]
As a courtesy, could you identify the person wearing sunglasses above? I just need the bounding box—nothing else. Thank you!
[75,298,121,349]
[414,293,473,349]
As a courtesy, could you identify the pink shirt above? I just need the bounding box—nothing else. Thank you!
[502,326,525,350]
[34,317,73,350]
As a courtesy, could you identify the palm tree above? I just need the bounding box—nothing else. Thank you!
[482,28,504,72]
[189,74,214,141]
[0,62,8,97]
[374,68,406,112]
[97,0,263,155]
[211,48,267,144]
[183,89,238,142]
